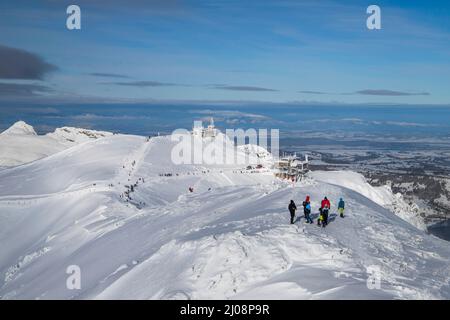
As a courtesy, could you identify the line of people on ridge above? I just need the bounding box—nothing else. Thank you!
[288,196,345,228]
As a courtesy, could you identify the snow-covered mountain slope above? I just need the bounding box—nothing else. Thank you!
[0,132,449,300]
[310,171,427,231]
[1,121,37,136]
[0,121,112,167]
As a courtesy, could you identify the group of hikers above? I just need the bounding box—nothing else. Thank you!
[288,196,345,228]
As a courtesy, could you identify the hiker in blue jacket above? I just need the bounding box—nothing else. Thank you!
[302,195,313,224]
[304,202,313,224]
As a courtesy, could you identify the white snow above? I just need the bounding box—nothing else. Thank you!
[310,171,427,230]
[1,121,37,136]
[0,121,112,167]
[0,122,449,300]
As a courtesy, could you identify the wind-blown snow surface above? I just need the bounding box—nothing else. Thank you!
[0,121,111,167]
[0,128,450,299]
[309,171,427,231]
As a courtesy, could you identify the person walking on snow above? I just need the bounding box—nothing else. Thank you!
[320,196,330,227]
[338,198,345,218]
[288,200,297,224]
[302,196,310,218]
[302,196,313,224]
[321,196,331,210]
[318,210,325,227]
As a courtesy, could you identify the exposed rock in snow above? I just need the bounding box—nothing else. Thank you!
[0,121,112,167]
[309,171,427,230]
[0,129,449,300]
[47,127,112,146]
[237,144,272,162]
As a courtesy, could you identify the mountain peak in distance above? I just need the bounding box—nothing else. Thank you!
[1,120,37,136]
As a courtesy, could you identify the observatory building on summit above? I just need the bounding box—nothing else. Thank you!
[192,118,218,138]
[273,153,309,181]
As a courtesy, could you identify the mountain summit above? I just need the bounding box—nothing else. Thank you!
[0,121,111,167]
[1,121,37,136]
[0,127,449,299]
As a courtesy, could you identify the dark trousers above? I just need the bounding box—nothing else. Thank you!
[305,212,313,223]
[290,211,295,224]
[323,210,329,226]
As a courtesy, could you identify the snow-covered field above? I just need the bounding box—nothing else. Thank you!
[0,122,449,300]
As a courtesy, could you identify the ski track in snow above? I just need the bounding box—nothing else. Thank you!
[0,130,450,300]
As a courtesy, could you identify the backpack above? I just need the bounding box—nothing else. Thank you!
[305,203,311,214]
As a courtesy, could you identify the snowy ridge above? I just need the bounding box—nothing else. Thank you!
[1,121,37,136]
[237,144,272,162]
[0,128,449,299]
[0,121,112,167]
[47,127,112,146]
[310,171,427,230]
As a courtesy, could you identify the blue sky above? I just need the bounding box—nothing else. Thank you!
[0,0,449,104]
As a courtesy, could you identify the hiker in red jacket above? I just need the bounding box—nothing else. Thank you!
[321,196,330,210]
